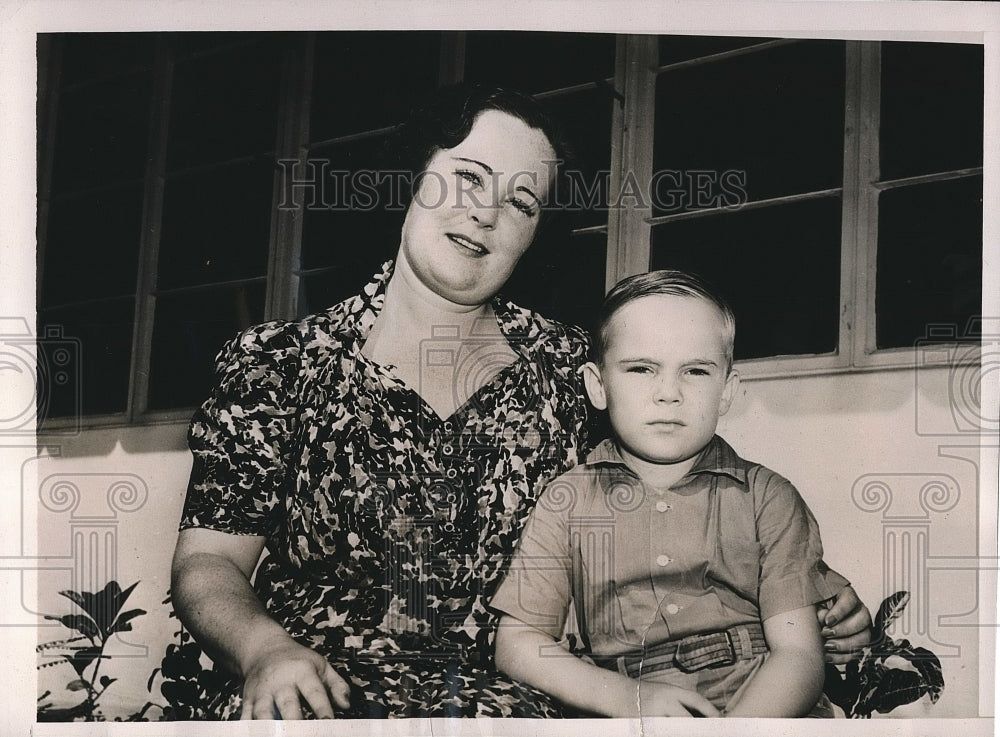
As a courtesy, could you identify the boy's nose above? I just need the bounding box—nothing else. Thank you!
[653,376,682,403]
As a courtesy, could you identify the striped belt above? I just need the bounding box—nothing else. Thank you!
[591,622,767,678]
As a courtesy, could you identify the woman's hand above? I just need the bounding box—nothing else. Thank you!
[239,634,351,720]
[817,585,874,664]
[634,680,720,718]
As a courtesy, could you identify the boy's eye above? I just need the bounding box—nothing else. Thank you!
[626,365,654,374]
[686,367,711,376]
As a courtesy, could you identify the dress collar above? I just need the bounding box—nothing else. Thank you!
[583,435,750,489]
[331,259,559,361]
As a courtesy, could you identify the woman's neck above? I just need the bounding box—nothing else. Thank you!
[363,258,497,359]
[384,259,493,334]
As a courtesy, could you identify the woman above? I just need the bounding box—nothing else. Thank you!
[171,84,870,720]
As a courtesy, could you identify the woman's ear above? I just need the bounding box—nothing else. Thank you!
[718,368,741,416]
[582,361,608,410]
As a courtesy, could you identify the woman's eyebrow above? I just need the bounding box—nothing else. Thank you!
[453,156,493,175]
[453,156,541,206]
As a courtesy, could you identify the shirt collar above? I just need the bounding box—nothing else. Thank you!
[329,259,562,362]
[582,435,750,489]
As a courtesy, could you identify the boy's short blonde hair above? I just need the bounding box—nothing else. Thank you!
[594,270,737,372]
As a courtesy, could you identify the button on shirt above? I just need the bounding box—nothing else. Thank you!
[491,436,848,657]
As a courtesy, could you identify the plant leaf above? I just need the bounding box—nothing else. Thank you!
[57,589,87,610]
[99,675,116,688]
[873,591,910,637]
[68,646,104,677]
[110,608,146,634]
[47,614,99,641]
[65,679,88,692]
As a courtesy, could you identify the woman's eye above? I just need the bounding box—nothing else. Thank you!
[456,169,483,188]
[509,197,537,217]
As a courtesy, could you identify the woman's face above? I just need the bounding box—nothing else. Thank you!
[398,109,557,306]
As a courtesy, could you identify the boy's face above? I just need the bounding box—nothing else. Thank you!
[584,294,740,469]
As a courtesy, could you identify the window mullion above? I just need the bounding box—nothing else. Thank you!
[266,33,313,321]
[127,36,172,421]
[853,41,882,365]
[606,34,657,290]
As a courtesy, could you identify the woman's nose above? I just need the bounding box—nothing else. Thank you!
[468,199,499,229]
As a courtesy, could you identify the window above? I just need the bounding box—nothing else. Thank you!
[36,32,984,426]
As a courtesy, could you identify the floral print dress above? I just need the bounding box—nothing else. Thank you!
[180,261,591,718]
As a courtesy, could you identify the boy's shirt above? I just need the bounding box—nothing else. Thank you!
[491,435,848,657]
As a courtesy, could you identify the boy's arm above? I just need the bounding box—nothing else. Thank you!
[494,615,720,718]
[721,605,825,717]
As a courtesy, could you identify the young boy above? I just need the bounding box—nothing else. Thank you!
[491,270,844,717]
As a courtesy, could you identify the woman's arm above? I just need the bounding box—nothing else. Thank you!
[171,528,350,719]
[722,605,825,717]
[494,615,719,718]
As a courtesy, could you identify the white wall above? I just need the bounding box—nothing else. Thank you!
[32,364,992,720]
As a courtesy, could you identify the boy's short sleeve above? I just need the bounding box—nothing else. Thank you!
[751,467,849,621]
[180,321,302,537]
[490,483,575,640]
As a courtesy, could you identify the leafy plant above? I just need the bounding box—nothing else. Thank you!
[142,590,224,720]
[37,580,146,722]
[824,590,945,718]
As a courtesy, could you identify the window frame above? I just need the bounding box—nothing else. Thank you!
[37,31,985,431]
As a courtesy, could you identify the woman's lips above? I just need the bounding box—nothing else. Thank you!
[447,233,488,255]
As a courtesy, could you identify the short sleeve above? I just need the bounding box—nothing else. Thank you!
[752,467,850,621]
[489,482,574,640]
[180,321,303,536]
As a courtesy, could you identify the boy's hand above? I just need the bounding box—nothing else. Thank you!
[632,680,720,717]
[817,585,873,664]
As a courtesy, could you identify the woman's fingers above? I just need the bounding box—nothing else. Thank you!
[322,664,352,710]
[272,687,305,720]
[822,586,872,632]
[819,586,873,663]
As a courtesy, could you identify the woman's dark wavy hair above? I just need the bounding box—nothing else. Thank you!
[385,83,575,234]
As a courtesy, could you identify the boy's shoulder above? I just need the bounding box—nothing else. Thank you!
[704,435,801,497]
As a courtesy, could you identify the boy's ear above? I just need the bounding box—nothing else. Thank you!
[718,369,741,416]
[581,361,608,410]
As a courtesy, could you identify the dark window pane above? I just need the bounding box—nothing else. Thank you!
[169,31,267,59]
[148,283,266,409]
[653,40,845,214]
[42,185,144,306]
[50,71,152,192]
[310,32,441,142]
[167,39,283,169]
[503,229,607,333]
[541,89,613,229]
[299,136,404,279]
[659,35,775,66]
[39,298,134,417]
[159,160,274,289]
[876,176,982,349]
[57,32,155,86]
[465,32,616,93]
[880,41,984,181]
[650,198,842,360]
